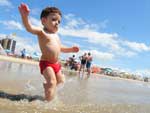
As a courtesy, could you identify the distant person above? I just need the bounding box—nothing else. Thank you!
[69,55,75,67]
[70,55,78,70]
[71,54,76,62]
[86,52,92,77]
[18,3,79,101]
[79,52,87,76]
[65,55,75,69]
[21,48,26,58]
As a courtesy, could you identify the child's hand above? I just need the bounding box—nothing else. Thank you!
[18,3,30,17]
[72,46,79,52]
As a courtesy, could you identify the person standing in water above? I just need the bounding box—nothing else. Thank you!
[79,52,87,77]
[86,52,92,78]
[18,3,79,101]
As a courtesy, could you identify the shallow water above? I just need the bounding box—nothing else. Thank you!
[0,61,150,113]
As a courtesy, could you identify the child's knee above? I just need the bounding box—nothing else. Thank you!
[51,80,57,87]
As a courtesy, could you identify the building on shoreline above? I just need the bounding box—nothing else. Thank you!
[0,35,16,53]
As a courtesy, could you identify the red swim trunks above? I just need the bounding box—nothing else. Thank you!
[39,60,61,74]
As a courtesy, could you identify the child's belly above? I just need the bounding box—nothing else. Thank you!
[40,45,60,63]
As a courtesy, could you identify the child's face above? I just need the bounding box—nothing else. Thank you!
[43,13,61,33]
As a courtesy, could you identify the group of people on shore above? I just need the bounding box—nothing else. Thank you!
[79,52,93,77]
[66,52,93,77]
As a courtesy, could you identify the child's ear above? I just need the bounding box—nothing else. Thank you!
[41,17,46,25]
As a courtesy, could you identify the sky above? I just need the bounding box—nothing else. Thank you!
[0,0,150,76]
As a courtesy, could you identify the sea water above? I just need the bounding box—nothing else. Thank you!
[0,61,150,113]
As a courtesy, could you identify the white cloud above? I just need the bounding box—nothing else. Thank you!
[63,14,100,30]
[59,27,128,58]
[123,41,150,52]
[31,8,41,16]
[109,45,137,57]
[60,14,121,52]
[0,0,13,8]
[59,14,150,59]
[30,17,42,27]
[0,17,42,31]
[123,51,137,57]
[91,50,114,61]
[0,20,23,30]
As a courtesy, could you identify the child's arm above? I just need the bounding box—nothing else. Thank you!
[18,3,42,35]
[61,45,79,53]
[56,35,79,53]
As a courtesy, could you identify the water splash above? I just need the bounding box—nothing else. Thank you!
[24,80,36,92]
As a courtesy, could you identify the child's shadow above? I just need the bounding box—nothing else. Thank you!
[0,90,44,102]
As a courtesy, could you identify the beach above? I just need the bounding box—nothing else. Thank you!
[0,55,38,65]
[0,55,146,83]
[0,55,150,113]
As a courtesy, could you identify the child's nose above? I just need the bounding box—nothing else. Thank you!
[55,21,58,25]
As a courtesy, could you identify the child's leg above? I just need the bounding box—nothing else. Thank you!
[42,67,57,101]
[56,70,65,85]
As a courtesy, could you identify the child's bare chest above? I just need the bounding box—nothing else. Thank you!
[45,34,59,45]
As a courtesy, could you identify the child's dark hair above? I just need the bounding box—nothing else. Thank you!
[40,6,62,19]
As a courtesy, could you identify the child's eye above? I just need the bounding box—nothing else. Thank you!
[52,18,57,21]
[52,18,61,24]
